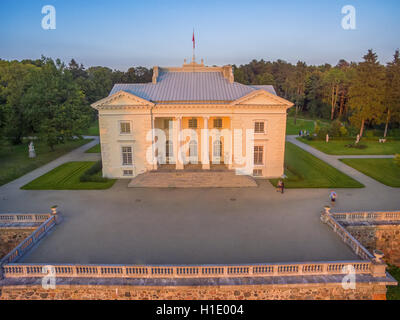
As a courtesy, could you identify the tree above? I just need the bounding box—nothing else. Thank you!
[85,66,114,104]
[255,72,275,86]
[290,61,308,124]
[22,58,91,150]
[384,50,400,137]
[0,60,38,144]
[348,50,386,138]
[322,68,345,120]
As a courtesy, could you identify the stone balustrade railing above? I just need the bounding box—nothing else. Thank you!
[321,211,375,261]
[1,208,388,281]
[331,211,400,222]
[0,215,57,269]
[0,213,52,224]
[3,260,374,279]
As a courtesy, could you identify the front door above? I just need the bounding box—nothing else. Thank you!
[212,140,223,164]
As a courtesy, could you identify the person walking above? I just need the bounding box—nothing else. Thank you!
[329,190,337,205]
[276,180,284,194]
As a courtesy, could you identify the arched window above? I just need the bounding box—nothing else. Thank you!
[189,140,198,157]
[213,140,222,157]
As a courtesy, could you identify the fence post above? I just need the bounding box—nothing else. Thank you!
[51,206,61,224]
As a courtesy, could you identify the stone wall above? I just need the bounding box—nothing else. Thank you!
[0,283,388,300]
[0,229,34,259]
[345,224,400,266]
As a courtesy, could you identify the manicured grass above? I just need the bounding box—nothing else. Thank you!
[21,161,116,190]
[286,117,329,135]
[298,137,400,155]
[340,158,400,187]
[85,143,101,153]
[0,139,92,186]
[286,117,316,135]
[83,120,99,136]
[387,265,400,300]
[270,142,364,188]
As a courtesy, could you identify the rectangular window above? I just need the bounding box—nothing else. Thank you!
[254,146,264,165]
[254,121,265,134]
[120,121,131,134]
[122,146,133,165]
[253,169,262,177]
[188,118,198,129]
[123,170,133,176]
[213,118,222,129]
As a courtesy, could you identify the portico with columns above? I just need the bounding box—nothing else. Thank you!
[91,60,293,180]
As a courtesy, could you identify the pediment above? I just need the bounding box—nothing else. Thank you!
[231,90,294,108]
[91,90,154,109]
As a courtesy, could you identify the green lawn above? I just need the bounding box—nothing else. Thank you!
[83,120,99,136]
[387,265,400,300]
[286,117,316,135]
[270,142,364,188]
[85,143,101,153]
[286,117,329,135]
[0,139,92,186]
[298,137,400,155]
[21,161,116,190]
[340,158,400,187]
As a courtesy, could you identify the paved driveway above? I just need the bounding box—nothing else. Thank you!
[0,137,398,265]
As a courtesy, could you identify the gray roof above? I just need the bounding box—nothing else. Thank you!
[109,71,276,102]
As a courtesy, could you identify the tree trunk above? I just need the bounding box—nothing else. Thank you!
[359,118,365,138]
[384,109,391,138]
[294,105,298,125]
[330,86,335,120]
[339,91,345,118]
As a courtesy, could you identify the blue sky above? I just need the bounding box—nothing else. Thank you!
[0,0,399,70]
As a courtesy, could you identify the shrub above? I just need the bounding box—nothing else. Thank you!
[345,143,368,149]
[339,126,348,137]
[314,124,321,135]
[328,120,343,137]
[80,161,109,182]
[317,127,329,140]
[365,131,374,138]
[304,135,316,141]
[395,154,400,167]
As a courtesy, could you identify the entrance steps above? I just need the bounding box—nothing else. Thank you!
[128,170,258,188]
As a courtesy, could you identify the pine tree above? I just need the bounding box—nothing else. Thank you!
[384,50,400,137]
[348,50,386,138]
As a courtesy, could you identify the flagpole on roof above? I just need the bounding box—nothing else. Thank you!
[192,29,195,63]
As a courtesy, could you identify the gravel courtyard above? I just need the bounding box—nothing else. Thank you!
[0,138,398,265]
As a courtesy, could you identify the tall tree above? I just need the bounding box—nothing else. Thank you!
[322,68,345,120]
[348,50,386,138]
[22,58,91,150]
[0,61,38,144]
[291,61,308,124]
[384,50,400,137]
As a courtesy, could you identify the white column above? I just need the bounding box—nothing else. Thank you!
[228,116,233,170]
[174,116,184,170]
[152,116,158,171]
[202,116,210,170]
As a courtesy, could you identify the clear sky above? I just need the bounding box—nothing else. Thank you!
[0,0,399,70]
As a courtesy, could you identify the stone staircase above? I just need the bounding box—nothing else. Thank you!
[128,170,258,188]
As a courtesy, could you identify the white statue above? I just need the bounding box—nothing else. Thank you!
[326,134,329,143]
[29,141,36,158]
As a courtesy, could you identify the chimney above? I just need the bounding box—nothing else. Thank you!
[152,66,159,84]
[222,65,234,83]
